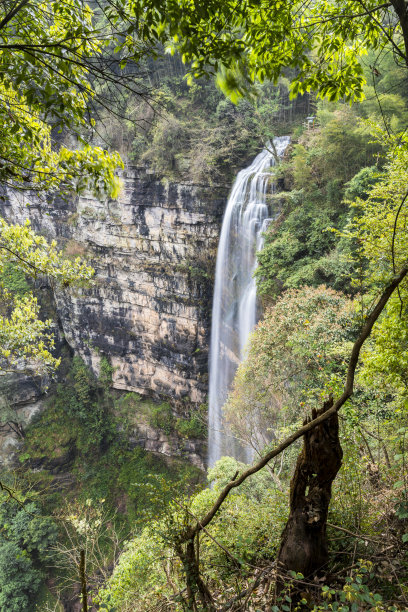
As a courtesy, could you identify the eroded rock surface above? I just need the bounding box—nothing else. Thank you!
[1,168,226,407]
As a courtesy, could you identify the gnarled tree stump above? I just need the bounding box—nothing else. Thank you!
[277,398,343,577]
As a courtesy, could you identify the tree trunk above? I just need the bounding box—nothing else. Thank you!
[277,398,343,577]
[176,537,215,612]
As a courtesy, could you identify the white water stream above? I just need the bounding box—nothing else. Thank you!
[208,137,290,467]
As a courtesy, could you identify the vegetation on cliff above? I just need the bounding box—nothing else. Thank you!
[96,2,408,610]
[1,0,408,610]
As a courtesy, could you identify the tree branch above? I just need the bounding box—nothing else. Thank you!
[0,0,30,31]
[185,265,408,540]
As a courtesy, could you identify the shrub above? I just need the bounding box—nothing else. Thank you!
[148,402,174,435]
[0,262,30,295]
[0,495,58,612]
[175,404,207,439]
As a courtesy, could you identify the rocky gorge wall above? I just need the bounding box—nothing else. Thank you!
[0,167,228,409]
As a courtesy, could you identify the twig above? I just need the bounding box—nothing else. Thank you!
[358,423,391,468]
[391,189,408,316]
[220,567,270,611]
[327,522,383,544]
[172,499,242,568]
[79,549,88,612]
[358,429,376,464]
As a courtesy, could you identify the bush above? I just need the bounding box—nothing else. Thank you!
[0,496,57,612]
[0,262,30,295]
[175,404,207,439]
[148,402,174,435]
[54,355,115,451]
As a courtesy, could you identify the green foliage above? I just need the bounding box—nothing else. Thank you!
[344,166,380,200]
[225,285,355,451]
[0,0,125,196]
[256,105,382,298]
[313,561,400,611]
[123,64,303,183]
[0,219,93,375]
[148,401,207,439]
[175,408,206,439]
[344,127,408,288]
[339,129,408,418]
[3,2,408,609]
[0,542,42,612]
[0,493,57,612]
[96,523,169,611]
[116,447,201,527]
[125,0,408,105]
[0,290,58,375]
[53,356,114,451]
[272,562,403,611]
[208,455,275,501]
[0,0,128,388]
[0,262,30,296]
[98,456,288,611]
[149,401,174,435]
[22,356,202,540]
[139,82,260,183]
[0,218,93,283]
[22,355,115,469]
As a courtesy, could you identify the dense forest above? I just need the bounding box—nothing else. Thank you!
[0,0,407,611]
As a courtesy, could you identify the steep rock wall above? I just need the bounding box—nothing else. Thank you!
[1,167,227,405]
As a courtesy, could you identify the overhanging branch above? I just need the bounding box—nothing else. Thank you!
[185,264,408,540]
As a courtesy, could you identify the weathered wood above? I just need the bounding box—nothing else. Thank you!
[79,549,88,612]
[277,398,343,576]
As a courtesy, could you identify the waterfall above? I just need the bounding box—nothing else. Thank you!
[208,136,290,467]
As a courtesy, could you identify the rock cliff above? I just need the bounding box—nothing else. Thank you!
[1,167,227,407]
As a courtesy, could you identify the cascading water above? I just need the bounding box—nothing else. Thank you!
[208,136,290,467]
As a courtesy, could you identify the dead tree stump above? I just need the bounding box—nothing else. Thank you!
[277,398,343,577]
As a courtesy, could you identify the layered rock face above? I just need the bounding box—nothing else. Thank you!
[1,167,227,406]
[0,373,44,466]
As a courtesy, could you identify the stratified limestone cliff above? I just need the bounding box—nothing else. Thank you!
[1,167,227,406]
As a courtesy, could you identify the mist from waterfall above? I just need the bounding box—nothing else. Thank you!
[208,137,290,468]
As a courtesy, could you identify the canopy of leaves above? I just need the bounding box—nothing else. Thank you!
[340,128,408,416]
[125,0,407,103]
[0,0,131,196]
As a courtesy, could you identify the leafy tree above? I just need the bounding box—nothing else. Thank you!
[225,286,355,452]
[125,0,408,103]
[0,219,93,375]
[0,542,42,612]
[0,35,118,192]
[0,0,149,195]
[345,126,408,288]
[341,128,408,416]
[0,494,58,612]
